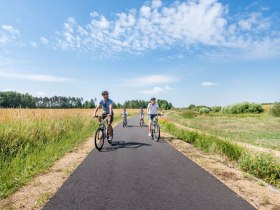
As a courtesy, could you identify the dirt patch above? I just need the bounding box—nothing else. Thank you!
[163,133,280,210]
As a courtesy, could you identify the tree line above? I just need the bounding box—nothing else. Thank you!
[0,92,96,108]
[0,91,173,110]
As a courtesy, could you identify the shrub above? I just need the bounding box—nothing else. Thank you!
[199,107,210,114]
[211,106,222,112]
[222,102,264,114]
[181,110,197,119]
[270,102,280,117]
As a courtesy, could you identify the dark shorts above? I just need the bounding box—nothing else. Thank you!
[148,114,157,121]
[102,113,114,124]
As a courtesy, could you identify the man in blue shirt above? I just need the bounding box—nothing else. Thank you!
[93,90,114,142]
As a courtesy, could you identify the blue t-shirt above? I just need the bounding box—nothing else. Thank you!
[99,99,113,114]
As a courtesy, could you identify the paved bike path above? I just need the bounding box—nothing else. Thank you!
[44,117,255,210]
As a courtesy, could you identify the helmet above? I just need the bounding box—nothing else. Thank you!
[102,90,109,95]
[151,97,156,101]
[140,107,143,109]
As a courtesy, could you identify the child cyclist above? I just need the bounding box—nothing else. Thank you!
[121,108,128,121]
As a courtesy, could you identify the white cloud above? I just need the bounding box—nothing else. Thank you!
[123,74,178,87]
[201,81,218,87]
[139,85,172,95]
[0,70,70,82]
[0,25,20,45]
[52,0,280,59]
[40,36,49,45]
[29,41,37,48]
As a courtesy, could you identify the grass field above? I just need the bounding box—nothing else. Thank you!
[168,111,280,151]
[0,108,137,199]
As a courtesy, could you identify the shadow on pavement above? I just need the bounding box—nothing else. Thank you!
[101,141,151,152]
[125,125,139,128]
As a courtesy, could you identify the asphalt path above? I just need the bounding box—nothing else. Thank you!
[44,117,255,210]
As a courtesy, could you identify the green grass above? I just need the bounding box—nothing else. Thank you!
[160,119,280,188]
[0,114,123,199]
[168,111,280,151]
[0,116,98,199]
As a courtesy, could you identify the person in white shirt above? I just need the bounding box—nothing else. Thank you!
[121,108,128,118]
[147,97,161,136]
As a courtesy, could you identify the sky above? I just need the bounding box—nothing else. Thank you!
[0,0,279,107]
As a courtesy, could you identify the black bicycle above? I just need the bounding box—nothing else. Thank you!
[123,115,127,127]
[150,114,161,141]
[94,115,113,151]
[140,114,144,127]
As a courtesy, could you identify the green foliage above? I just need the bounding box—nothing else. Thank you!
[123,100,148,109]
[157,99,173,110]
[270,102,280,117]
[160,119,280,188]
[181,110,197,119]
[0,92,35,108]
[0,91,97,109]
[0,116,99,199]
[211,106,222,112]
[239,153,280,187]
[222,102,264,114]
[199,107,210,114]
[122,99,173,110]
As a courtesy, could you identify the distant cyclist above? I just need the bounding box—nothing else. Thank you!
[93,91,114,143]
[121,108,128,118]
[140,107,145,120]
[147,97,161,136]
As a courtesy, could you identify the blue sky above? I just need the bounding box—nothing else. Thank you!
[0,0,279,107]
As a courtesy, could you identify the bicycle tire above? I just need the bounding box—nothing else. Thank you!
[153,124,160,141]
[140,119,143,127]
[94,128,104,151]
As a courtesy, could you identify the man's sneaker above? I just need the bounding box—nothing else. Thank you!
[148,133,151,137]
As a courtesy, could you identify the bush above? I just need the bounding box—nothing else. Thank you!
[222,102,264,114]
[211,106,222,112]
[181,110,197,119]
[199,107,210,114]
[270,102,280,117]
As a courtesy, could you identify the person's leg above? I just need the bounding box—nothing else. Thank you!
[148,115,152,136]
[107,114,113,138]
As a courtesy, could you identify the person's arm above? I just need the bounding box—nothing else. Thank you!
[109,104,113,116]
[157,103,162,114]
[93,104,101,117]
[147,104,150,115]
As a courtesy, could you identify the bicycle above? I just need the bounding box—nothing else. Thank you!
[149,114,161,141]
[94,114,113,151]
[140,114,144,127]
[123,115,128,127]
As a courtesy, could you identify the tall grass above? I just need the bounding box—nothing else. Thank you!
[0,108,136,199]
[160,119,280,188]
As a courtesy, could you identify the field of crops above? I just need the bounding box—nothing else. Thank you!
[168,111,280,151]
[0,108,136,199]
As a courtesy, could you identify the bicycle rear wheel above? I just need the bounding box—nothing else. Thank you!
[153,124,160,141]
[94,128,104,151]
[140,119,144,127]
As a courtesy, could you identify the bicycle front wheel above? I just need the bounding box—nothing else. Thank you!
[94,128,105,151]
[153,124,160,141]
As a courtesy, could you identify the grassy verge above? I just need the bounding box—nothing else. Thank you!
[0,116,99,199]
[168,111,280,151]
[160,119,280,188]
[0,113,124,199]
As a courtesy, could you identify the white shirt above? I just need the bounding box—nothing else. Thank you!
[147,103,159,114]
